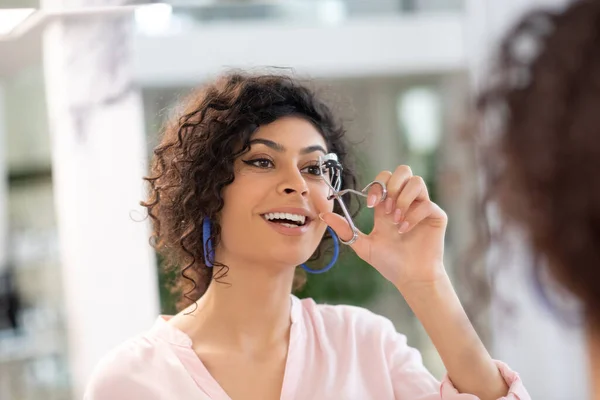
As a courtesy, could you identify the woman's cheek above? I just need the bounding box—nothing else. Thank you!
[312,184,334,212]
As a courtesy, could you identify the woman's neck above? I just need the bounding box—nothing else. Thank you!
[174,261,296,353]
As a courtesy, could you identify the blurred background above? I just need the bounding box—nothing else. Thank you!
[0,0,589,399]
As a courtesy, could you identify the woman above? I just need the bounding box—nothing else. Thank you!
[476,0,600,398]
[84,73,528,399]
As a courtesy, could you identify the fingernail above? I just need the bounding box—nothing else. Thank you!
[385,198,394,214]
[318,213,325,222]
[367,194,377,208]
[398,221,409,233]
[393,209,403,224]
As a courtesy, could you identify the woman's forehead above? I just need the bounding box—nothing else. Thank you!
[251,116,327,150]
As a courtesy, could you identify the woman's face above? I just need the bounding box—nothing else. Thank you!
[218,116,335,269]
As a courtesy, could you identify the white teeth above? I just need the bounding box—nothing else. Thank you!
[263,212,307,225]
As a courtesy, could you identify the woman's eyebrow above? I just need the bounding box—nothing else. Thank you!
[300,145,327,155]
[248,139,326,155]
[249,138,285,152]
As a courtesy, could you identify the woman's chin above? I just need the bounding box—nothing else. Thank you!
[268,252,313,270]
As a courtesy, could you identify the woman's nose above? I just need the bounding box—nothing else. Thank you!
[278,169,309,196]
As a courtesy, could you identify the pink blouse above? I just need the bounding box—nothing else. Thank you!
[84,295,529,399]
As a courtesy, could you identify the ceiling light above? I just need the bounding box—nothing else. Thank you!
[397,87,442,154]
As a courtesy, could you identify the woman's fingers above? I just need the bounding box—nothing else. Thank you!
[366,170,392,207]
[398,201,446,234]
[393,176,429,224]
[366,166,433,230]
[382,165,413,215]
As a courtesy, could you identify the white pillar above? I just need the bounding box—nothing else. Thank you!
[41,2,159,398]
[465,1,588,399]
[0,82,7,272]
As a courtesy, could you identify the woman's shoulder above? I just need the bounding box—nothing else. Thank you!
[94,330,163,368]
[84,333,159,398]
[84,318,195,399]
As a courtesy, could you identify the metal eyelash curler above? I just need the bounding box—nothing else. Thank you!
[318,153,387,245]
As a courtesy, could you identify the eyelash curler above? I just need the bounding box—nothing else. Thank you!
[318,153,387,245]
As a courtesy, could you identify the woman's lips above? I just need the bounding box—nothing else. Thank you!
[262,216,313,236]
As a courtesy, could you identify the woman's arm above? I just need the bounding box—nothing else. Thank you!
[320,166,524,399]
[399,272,508,400]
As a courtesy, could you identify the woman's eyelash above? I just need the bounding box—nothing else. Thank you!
[242,158,274,168]
[241,158,322,176]
[301,163,323,176]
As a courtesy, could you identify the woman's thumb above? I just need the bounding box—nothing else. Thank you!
[319,212,355,243]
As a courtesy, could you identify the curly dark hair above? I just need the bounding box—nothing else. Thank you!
[141,72,359,311]
[476,0,600,328]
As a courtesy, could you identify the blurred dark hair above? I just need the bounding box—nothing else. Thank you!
[141,72,359,311]
[476,0,600,328]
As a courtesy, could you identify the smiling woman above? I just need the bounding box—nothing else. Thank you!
[140,74,359,308]
[84,72,529,400]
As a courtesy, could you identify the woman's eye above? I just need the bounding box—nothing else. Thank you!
[244,158,274,168]
[301,164,323,176]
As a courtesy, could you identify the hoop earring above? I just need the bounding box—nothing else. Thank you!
[203,217,214,267]
[301,227,339,274]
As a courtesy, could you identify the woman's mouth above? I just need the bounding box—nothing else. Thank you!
[262,212,308,227]
[259,205,319,236]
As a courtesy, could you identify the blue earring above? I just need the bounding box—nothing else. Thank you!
[203,217,214,267]
[301,227,339,274]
